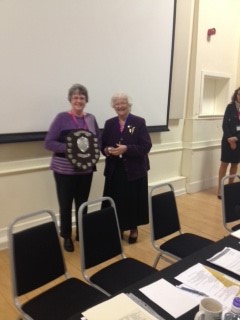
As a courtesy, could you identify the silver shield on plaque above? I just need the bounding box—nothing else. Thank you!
[77,136,89,153]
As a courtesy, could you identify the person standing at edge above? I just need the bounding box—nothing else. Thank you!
[45,84,101,252]
[101,93,152,243]
[217,87,240,199]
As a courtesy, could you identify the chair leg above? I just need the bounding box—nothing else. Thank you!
[153,252,162,268]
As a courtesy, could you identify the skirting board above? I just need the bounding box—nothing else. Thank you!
[0,176,187,250]
[186,176,218,193]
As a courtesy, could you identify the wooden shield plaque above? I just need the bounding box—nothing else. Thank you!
[66,130,100,171]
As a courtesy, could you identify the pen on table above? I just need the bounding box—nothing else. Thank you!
[176,285,208,297]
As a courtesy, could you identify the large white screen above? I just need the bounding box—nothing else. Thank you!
[0,0,176,140]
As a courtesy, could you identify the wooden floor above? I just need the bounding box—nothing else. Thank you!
[0,187,228,320]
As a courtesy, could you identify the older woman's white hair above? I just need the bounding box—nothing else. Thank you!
[111,93,132,108]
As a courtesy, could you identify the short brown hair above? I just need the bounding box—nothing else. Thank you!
[68,84,89,102]
[231,87,240,102]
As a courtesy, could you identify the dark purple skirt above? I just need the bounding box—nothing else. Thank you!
[103,158,149,231]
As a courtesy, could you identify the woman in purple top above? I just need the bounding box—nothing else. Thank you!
[101,93,152,244]
[45,84,101,252]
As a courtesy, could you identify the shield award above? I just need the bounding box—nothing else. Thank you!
[66,130,100,171]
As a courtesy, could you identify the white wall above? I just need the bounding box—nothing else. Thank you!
[1,0,240,248]
[182,0,240,192]
[190,0,240,117]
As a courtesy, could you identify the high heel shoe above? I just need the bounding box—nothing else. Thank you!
[128,229,138,244]
[64,238,74,252]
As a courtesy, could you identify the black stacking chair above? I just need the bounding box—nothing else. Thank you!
[221,174,240,233]
[149,183,214,268]
[8,210,106,320]
[78,197,157,296]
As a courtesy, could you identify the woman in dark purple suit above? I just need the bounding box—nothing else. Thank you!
[101,93,152,243]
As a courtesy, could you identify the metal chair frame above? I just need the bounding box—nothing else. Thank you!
[78,196,157,296]
[8,209,106,320]
[149,182,213,268]
[221,174,240,233]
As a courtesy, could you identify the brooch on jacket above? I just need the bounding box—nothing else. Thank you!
[127,125,135,134]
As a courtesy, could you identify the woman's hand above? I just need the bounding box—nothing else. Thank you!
[106,144,127,156]
[115,143,127,156]
[227,136,238,150]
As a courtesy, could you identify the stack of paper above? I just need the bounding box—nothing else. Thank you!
[231,229,240,239]
[82,293,162,320]
[140,278,199,318]
[175,263,240,309]
[207,247,240,276]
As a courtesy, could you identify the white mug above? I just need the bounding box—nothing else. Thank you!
[194,297,223,320]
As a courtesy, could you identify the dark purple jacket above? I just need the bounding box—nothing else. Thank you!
[101,113,152,181]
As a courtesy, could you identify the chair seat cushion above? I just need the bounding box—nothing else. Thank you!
[160,233,213,259]
[22,277,106,320]
[90,258,157,295]
[232,224,240,231]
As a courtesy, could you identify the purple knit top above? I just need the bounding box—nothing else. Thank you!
[45,112,101,175]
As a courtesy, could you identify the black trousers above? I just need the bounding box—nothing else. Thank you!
[54,172,93,238]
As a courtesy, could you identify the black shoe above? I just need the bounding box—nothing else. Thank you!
[64,238,74,252]
[128,229,138,244]
[128,236,137,244]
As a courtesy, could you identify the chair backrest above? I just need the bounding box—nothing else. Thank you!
[221,174,240,228]
[78,197,124,271]
[8,210,66,297]
[149,183,181,241]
